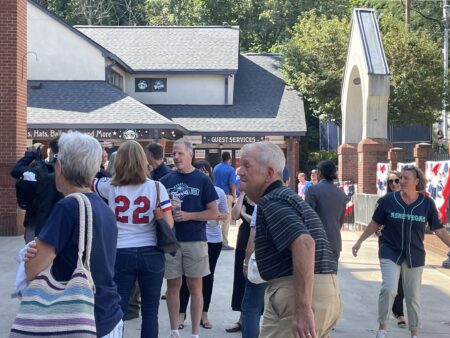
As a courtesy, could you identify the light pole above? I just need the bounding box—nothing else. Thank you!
[442,1,450,143]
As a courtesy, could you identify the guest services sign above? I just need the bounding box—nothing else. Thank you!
[202,136,265,144]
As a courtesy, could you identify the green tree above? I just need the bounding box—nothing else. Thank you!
[282,11,443,126]
[35,0,148,25]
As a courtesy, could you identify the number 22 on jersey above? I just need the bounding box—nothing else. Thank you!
[115,195,150,224]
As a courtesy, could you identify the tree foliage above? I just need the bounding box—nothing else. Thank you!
[282,11,443,126]
[35,0,148,25]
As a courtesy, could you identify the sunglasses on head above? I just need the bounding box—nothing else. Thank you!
[388,178,400,184]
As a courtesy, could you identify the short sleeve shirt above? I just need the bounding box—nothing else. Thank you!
[161,169,218,241]
[152,163,172,181]
[206,186,229,243]
[93,178,172,248]
[373,191,443,268]
[255,181,337,281]
[213,162,236,195]
[38,193,123,337]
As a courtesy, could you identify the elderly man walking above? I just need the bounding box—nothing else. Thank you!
[161,139,219,338]
[238,141,342,338]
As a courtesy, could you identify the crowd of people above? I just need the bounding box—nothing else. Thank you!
[9,132,450,338]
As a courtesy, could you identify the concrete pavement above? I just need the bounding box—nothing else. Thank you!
[1,227,449,337]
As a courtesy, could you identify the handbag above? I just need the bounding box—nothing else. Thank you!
[154,181,180,254]
[10,193,96,338]
[247,252,266,284]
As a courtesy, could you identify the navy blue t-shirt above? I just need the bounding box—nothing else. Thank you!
[373,191,443,268]
[39,193,123,337]
[152,162,172,181]
[161,169,218,241]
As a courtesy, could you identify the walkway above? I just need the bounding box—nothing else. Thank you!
[1,228,449,337]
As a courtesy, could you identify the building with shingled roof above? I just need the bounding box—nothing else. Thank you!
[26,0,305,175]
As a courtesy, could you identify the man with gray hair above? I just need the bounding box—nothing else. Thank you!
[238,141,342,338]
[160,139,219,338]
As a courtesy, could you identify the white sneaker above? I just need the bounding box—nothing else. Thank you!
[376,330,387,338]
[167,332,180,338]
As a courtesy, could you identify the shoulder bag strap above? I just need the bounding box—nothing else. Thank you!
[78,193,93,272]
[155,181,161,207]
[67,192,93,272]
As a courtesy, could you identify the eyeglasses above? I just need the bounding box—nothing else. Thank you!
[388,178,400,184]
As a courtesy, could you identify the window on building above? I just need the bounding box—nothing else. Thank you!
[108,68,124,90]
[135,78,167,92]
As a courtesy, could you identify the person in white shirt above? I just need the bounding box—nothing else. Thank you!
[93,140,174,338]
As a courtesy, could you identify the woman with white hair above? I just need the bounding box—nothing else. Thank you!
[23,131,123,337]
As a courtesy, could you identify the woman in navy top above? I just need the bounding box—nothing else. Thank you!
[376,171,406,328]
[352,165,450,338]
[23,132,123,338]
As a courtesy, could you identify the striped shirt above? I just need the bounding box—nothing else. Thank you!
[206,186,229,243]
[255,181,337,281]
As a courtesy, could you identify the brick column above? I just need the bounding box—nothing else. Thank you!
[357,138,391,194]
[413,143,433,172]
[338,143,357,183]
[0,0,27,236]
[388,147,404,172]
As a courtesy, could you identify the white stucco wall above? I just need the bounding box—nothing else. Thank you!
[341,13,389,144]
[27,2,105,81]
[126,74,234,105]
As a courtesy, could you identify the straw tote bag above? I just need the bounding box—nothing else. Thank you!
[10,193,96,338]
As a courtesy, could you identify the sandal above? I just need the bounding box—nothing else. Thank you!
[200,320,212,329]
[225,322,242,333]
[397,316,406,329]
[178,313,186,330]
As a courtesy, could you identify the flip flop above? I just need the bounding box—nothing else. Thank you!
[225,322,242,333]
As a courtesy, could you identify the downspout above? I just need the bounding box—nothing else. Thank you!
[224,75,229,105]
[287,136,294,189]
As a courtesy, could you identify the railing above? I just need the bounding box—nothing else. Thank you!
[430,151,450,161]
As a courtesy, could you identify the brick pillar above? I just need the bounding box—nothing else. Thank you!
[388,147,404,172]
[358,138,391,194]
[413,143,433,172]
[338,143,357,183]
[0,0,27,236]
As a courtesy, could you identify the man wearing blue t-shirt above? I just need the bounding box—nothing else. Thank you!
[161,139,218,338]
[213,151,236,250]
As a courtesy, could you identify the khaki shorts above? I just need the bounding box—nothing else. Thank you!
[164,241,210,279]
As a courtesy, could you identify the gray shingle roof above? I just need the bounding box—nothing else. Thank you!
[27,81,186,131]
[76,26,240,72]
[150,54,306,135]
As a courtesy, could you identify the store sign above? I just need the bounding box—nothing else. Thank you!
[27,128,150,140]
[202,136,265,144]
[195,149,206,159]
[135,78,167,92]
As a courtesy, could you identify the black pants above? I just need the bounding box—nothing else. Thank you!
[392,273,405,317]
[180,242,222,313]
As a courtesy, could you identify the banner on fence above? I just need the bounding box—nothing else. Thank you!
[376,163,390,196]
[425,161,450,223]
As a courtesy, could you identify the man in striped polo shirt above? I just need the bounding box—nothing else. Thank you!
[238,141,342,338]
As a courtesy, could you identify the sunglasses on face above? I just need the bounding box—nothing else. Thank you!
[388,178,400,184]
